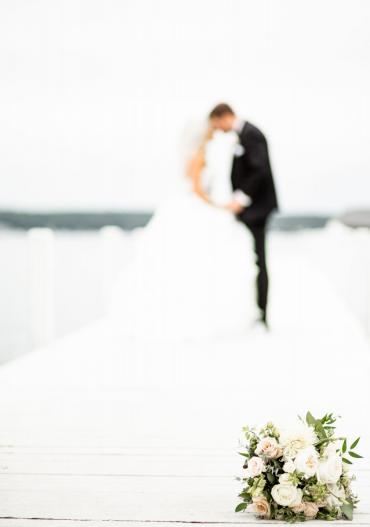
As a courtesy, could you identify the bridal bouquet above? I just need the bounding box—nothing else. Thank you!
[235,412,362,522]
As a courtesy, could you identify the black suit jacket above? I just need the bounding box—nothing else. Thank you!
[231,121,278,227]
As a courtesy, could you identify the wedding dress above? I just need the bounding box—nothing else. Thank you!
[108,132,257,339]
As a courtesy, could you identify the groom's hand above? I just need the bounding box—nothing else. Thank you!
[225,200,245,214]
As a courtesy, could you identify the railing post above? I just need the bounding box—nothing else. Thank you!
[99,226,125,310]
[27,228,55,349]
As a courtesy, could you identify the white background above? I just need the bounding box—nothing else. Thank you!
[0,0,369,213]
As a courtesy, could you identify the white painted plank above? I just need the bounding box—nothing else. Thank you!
[0,474,237,522]
[1,515,370,526]
[0,452,237,477]
[0,522,265,527]
[0,522,260,527]
[0,474,369,522]
[2,520,370,527]
[1,450,370,481]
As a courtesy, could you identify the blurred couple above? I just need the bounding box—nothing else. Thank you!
[109,103,278,339]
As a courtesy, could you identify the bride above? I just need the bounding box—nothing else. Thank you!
[108,127,257,339]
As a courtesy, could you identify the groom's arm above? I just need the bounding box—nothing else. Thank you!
[238,128,270,199]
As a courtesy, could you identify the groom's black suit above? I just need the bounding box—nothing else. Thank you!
[231,121,278,323]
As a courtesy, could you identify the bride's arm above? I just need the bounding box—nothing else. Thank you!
[187,149,211,204]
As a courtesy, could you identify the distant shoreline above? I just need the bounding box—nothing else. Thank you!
[0,210,332,231]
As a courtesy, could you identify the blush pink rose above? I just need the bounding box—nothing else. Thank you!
[248,496,270,518]
[256,437,282,459]
[246,456,266,478]
[292,501,319,519]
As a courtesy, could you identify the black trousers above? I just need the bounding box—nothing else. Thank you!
[248,223,268,321]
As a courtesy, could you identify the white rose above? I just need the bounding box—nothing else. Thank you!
[256,437,281,459]
[324,441,340,456]
[279,473,293,485]
[290,487,303,507]
[294,446,319,478]
[317,454,342,484]
[280,423,317,459]
[246,456,266,478]
[283,459,295,473]
[271,484,303,507]
[326,483,345,508]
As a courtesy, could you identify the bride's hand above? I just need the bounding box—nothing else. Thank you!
[225,201,245,214]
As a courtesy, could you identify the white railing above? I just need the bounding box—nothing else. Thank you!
[25,222,370,351]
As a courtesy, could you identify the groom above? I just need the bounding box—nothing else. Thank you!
[209,103,278,327]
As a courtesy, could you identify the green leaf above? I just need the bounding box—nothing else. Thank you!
[350,437,360,450]
[341,502,353,521]
[348,451,363,458]
[239,491,249,499]
[342,439,347,453]
[235,502,247,513]
[266,471,275,484]
[306,411,316,426]
[315,421,326,438]
[315,438,331,448]
[342,457,352,464]
[238,452,249,458]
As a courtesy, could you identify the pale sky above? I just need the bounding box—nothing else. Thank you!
[0,0,369,213]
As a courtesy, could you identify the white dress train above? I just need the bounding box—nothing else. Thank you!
[108,134,257,339]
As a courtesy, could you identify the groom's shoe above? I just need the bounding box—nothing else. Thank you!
[252,317,269,334]
[252,312,269,332]
[260,312,269,330]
